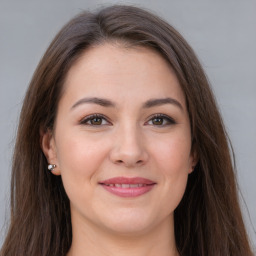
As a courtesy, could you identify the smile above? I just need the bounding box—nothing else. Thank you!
[99,177,156,198]
[105,184,148,188]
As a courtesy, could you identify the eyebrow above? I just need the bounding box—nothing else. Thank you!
[142,97,183,110]
[71,97,183,111]
[71,97,116,110]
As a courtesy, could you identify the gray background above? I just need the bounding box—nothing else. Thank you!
[0,0,255,251]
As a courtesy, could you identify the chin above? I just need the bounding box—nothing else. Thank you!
[97,208,167,236]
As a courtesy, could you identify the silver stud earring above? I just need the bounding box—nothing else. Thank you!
[48,164,56,172]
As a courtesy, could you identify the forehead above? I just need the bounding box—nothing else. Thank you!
[61,43,186,108]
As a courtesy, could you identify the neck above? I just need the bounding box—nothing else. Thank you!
[67,213,179,256]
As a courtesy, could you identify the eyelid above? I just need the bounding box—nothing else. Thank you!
[79,113,112,126]
[79,113,175,126]
[145,113,176,126]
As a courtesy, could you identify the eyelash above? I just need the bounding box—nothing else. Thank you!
[80,114,111,126]
[79,113,176,127]
[146,114,176,126]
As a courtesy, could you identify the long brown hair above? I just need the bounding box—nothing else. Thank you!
[1,5,253,256]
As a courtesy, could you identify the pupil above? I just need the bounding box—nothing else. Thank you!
[153,118,163,125]
[92,118,102,125]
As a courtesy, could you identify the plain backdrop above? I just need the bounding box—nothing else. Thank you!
[0,0,255,251]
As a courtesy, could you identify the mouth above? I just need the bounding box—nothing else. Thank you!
[99,177,156,198]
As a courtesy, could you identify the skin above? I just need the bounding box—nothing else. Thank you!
[42,43,197,256]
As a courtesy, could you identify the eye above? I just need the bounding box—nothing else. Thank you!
[80,114,111,126]
[146,114,176,126]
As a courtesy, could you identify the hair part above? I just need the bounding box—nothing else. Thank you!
[1,5,253,256]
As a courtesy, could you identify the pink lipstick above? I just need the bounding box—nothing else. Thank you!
[99,177,156,197]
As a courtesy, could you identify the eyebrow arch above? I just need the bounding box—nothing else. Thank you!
[71,97,116,110]
[142,98,183,110]
[70,97,183,111]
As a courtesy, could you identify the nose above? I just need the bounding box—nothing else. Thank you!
[109,124,149,168]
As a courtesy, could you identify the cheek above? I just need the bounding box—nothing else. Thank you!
[151,134,191,210]
[55,131,109,188]
[154,135,192,174]
[54,132,112,218]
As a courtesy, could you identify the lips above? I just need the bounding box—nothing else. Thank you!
[99,177,156,198]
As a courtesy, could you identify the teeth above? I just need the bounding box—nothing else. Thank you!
[106,184,146,188]
[130,184,140,188]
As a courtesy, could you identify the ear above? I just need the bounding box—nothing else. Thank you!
[40,128,61,176]
[188,148,199,174]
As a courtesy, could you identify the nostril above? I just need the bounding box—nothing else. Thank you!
[114,159,144,167]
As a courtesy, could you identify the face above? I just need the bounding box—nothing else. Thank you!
[42,43,196,236]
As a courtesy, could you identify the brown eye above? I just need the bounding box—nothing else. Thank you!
[90,117,103,125]
[152,117,164,125]
[80,114,110,126]
[146,114,176,126]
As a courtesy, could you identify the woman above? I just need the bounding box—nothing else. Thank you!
[0,5,253,256]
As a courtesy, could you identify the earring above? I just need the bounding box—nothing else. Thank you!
[48,164,56,172]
